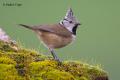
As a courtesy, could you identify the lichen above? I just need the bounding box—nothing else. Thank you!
[0,40,109,80]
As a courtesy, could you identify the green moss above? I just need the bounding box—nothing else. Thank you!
[29,60,58,79]
[42,70,75,80]
[57,61,108,80]
[0,56,16,65]
[0,64,23,80]
[29,61,74,80]
[0,40,109,80]
[78,76,88,80]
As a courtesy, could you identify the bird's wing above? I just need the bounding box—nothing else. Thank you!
[34,25,55,33]
[34,24,72,37]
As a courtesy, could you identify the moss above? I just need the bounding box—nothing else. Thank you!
[29,61,74,80]
[42,70,75,80]
[0,40,109,80]
[57,61,107,80]
[0,64,23,80]
[29,60,58,79]
[0,56,16,65]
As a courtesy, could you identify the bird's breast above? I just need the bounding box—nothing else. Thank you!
[37,31,74,49]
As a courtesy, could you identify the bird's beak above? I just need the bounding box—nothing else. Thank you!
[76,23,81,26]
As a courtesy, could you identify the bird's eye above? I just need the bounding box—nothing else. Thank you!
[63,18,73,23]
[69,21,73,23]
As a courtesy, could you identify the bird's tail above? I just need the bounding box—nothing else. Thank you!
[19,24,34,30]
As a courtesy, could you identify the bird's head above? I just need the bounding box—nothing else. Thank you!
[60,8,81,35]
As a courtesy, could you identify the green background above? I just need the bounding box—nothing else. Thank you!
[0,0,120,80]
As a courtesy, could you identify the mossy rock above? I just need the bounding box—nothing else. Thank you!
[0,40,109,80]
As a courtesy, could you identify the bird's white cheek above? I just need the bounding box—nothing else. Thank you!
[65,24,74,32]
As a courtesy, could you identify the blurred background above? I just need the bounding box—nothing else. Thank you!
[0,0,120,79]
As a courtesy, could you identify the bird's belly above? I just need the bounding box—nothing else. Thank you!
[38,32,73,49]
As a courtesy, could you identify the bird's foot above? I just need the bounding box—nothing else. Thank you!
[49,48,62,64]
[54,57,61,63]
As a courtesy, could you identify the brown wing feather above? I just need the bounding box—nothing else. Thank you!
[34,24,72,37]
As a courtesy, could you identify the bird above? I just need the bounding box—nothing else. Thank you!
[19,8,81,62]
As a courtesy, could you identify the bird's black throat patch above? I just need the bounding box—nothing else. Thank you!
[72,25,79,35]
